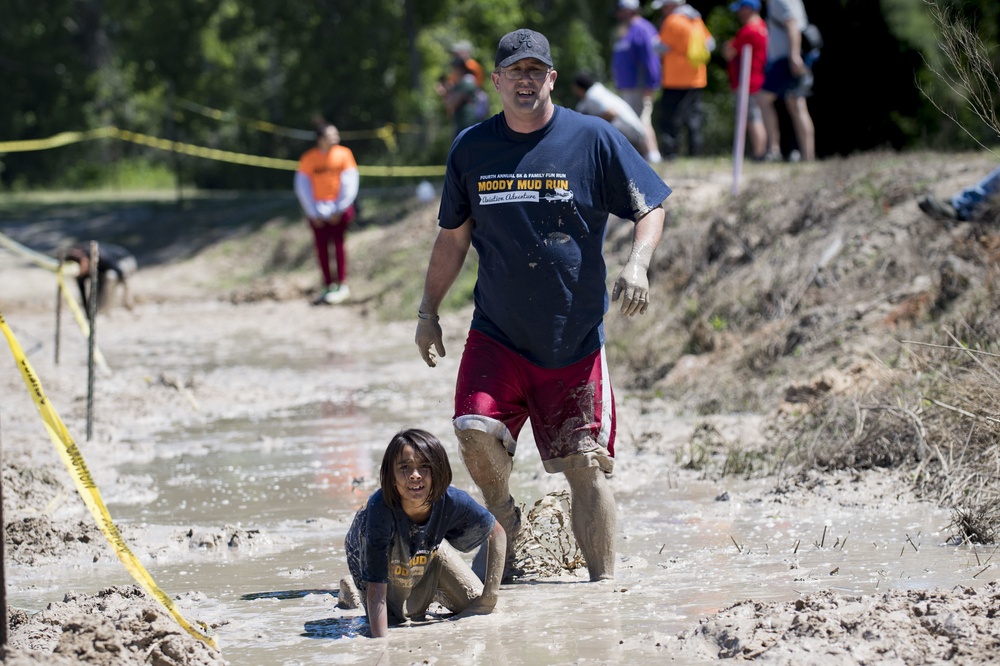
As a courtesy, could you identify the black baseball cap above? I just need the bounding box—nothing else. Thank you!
[495,29,553,69]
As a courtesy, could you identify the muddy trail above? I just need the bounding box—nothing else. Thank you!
[0,153,998,664]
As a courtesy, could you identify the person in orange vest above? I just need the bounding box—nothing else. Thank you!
[653,0,715,160]
[294,122,359,305]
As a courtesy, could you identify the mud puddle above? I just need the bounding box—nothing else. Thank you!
[3,298,996,664]
[8,394,995,665]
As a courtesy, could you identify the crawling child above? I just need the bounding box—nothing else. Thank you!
[341,428,505,637]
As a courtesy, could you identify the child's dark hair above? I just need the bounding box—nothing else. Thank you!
[379,429,452,509]
[574,70,597,91]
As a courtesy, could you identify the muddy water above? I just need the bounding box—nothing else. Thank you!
[8,346,998,665]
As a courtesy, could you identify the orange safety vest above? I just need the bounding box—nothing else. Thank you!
[297,145,357,201]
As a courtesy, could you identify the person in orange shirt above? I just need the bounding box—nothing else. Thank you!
[435,40,487,137]
[295,123,359,305]
[653,0,715,160]
[451,41,484,87]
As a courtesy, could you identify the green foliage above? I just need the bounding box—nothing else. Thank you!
[3,0,1000,189]
[886,0,1000,149]
[882,0,941,53]
[57,158,177,191]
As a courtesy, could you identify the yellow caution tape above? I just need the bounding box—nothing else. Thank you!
[112,128,299,170]
[0,127,117,153]
[174,99,422,142]
[0,309,218,650]
[357,164,445,177]
[175,100,316,140]
[0,231,61,272]
[0,127,446,177]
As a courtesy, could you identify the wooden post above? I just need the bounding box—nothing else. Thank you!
[55,250,64,365]
[168,80,183,204]
[86,241,99,442]
[0,417,8,649]
[731,44,753,196]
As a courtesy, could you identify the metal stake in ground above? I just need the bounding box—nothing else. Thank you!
[86,241,99,442]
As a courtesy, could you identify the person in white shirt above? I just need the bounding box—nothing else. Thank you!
[573,71,655,161]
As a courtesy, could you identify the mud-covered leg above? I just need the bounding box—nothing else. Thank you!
[455,427,521,579]
[431,541,483,613]
[563,466,616,581]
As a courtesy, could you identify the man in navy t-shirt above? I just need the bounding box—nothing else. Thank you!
[415,28,672,582]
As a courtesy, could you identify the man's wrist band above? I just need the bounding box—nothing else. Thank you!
[417,311,439,321]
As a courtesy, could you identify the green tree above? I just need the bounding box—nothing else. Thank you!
[3,0,999,190]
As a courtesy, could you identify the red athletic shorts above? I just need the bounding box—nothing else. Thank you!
[453,330,616,474]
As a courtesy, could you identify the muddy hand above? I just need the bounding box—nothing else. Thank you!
[611,258,650,316]
[415,317,445,367]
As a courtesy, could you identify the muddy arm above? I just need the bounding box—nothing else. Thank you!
[366,582,389,638]
[612,205,665,316]
[455,521,506,617]
[416,221,472,367]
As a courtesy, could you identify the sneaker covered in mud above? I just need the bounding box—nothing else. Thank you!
[501,503,523,582]
[337,576,360,609]
[501,561,526,583]
[918,194,959,222]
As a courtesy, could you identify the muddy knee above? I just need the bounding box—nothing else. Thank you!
[454,427,513,495]
[455,427,522,564]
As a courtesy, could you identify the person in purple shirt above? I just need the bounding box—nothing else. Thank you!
[613,0,663,163]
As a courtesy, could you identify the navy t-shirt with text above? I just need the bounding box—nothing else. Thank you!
[438,105,672,368]
[345,486,495,591]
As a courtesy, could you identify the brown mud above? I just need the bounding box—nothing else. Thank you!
[1,153,999,664]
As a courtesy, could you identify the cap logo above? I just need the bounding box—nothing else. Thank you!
[496,28,552,68]
[515,31,534,52]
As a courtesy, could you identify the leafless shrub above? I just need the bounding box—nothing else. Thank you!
[767,329,1000,542]
[919,0,1000,150]
[903,329,1000,543]
[774,393,927,472]
[950,502,999,544]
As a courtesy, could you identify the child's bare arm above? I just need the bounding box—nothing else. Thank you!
[366,582,389,637]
